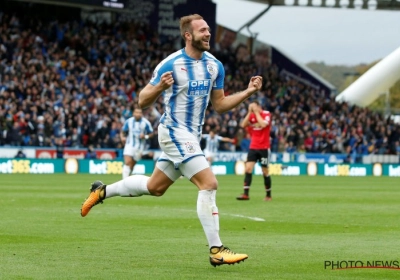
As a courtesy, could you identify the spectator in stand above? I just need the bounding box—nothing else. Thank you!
[388,125,400,155]
[304,131,314,152]
[235,43,251,64]
[55,137,64,159]
[215,27,237,53]
[285,141,296,154]
[7,122,21,146]
[15,149,26,158]
[254,45,272,73]
[85,145,97,159]
[240,131,251,152]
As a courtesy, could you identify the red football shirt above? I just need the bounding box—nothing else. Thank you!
[248,110,271,149]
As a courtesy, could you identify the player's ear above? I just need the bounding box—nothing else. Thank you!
[185,31,192,41]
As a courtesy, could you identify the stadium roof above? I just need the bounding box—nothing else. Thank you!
[243,0,400,11]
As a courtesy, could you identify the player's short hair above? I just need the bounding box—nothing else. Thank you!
[180,14,203,40]
[252,100,261,106]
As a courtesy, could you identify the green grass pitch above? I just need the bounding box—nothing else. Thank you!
[1,174,399,279]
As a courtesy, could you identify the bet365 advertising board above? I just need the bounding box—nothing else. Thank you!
[0,159,399,177]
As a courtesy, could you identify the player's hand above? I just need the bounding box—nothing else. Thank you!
[247,76,263,94]
[248,103,253,112]
[253,105,261,114]
[159,71,174,90]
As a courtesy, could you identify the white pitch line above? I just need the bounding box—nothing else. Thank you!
[174,208,265,222]
[228,214,265,222]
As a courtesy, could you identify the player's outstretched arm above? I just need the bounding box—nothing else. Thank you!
[221,137,234,143]
[210,76,262,114]
[139,71,174,109]
[120,131,127,144]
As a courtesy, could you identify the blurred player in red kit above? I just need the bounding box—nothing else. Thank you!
[237,101,272,201]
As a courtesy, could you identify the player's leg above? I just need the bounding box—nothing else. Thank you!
[181,156,248,266]
[106,163,178,197]
[206,157,211,166]
[80,160,181,217]
[262,166,272,201]
[237,150,257,200]
[243,161,256,195]
[122,155,136,179]
[81,124,188,217]
[261,149,272,201]
[208,153,215,167]
[183,157,221,247]
[122,145,138,179]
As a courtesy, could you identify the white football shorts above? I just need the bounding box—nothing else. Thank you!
[156,124,209,180]
[123,145,142,161]
[203,150,215,160]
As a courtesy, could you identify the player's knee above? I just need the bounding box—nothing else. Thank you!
[245,166,253,173]
[150,190,165,197]
[203,177,218,190]
[124,158,134,166]
[148,187,167,197]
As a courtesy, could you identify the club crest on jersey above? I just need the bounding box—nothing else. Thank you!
[206,64,215,75]
[185,142,196,153]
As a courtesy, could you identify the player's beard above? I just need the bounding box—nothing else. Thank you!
[191,34,210,52]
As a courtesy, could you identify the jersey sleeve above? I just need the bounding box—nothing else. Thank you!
[122,119,129,132]
[249,113,256,124]
[212,60,225,90]
[145,120,153,134]
[263,112,271,125]
[149,59,174,86]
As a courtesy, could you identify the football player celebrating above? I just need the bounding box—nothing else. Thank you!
[81,14,263,267]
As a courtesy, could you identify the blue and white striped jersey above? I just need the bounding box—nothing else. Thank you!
[122,117,153,150]
[202,134,223,153]
[150,48,225,136]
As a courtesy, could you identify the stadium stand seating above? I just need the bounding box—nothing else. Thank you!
[0,3,398,162]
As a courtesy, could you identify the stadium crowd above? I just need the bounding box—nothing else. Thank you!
[0,11,399,161]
